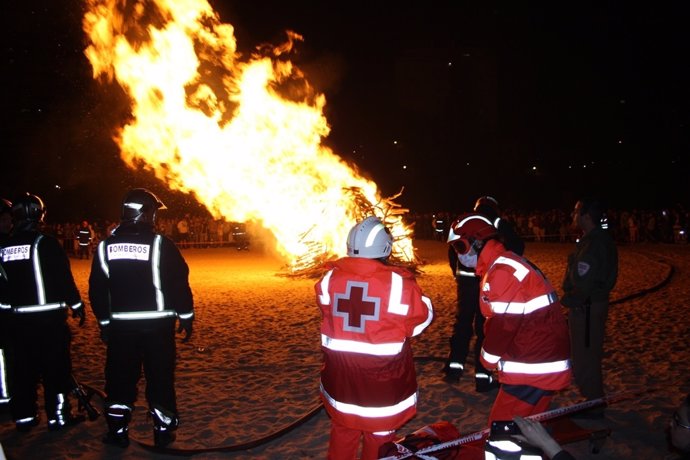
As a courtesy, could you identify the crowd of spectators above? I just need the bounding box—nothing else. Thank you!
[42,216,250,257]
[411,206,689,245]
[37,205,689,258]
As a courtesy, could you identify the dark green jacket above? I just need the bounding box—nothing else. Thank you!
[561,227,618,308]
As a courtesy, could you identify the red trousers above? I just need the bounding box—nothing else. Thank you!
[487,385,552,425]
[327,419,397,460]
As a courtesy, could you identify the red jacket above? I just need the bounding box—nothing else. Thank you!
[315,257,433,432]
[477,240,571,390]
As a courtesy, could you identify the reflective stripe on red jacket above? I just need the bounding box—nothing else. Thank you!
[477,240,571,390]
[315,257,433,432]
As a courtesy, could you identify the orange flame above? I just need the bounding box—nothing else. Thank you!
[83,0,415,267]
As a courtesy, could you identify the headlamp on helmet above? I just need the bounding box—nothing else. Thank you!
[121,188,166,226]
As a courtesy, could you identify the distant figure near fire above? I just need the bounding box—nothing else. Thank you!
[315,216,434,460]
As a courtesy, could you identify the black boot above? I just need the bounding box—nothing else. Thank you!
[475,372,499,393]
[47,393,86,431]
[150,405,179,447]
[442,362,464,383]
[154,426,177,447]
[102,404,131,448]
[15,415,39,432]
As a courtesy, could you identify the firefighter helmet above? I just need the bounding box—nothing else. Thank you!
[1,198,11,215]
[121,188,166,225]
[447,213,497,255]
[346,216,392,259]
[12,193,46,224]
[0,198,13,235]
[474,195,499,214]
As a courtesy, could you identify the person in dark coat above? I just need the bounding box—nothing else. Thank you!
[89,188,194,448]
[561,197,617,419]
[0,193,85,432]
[0,198,14,407]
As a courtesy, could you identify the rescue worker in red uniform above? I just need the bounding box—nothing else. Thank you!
[447,213,571,424]
[89,188,194,448]
[315,216,434,460]
[0,193,86,431]
[444,196,524,391]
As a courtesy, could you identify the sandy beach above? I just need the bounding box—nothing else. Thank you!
[1,239,688,459]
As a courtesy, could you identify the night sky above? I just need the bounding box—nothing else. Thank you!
[3,1,690,221]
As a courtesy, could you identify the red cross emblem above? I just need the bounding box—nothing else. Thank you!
[333,281,381,333]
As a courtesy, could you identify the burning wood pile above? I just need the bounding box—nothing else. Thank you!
[281,187,421,278]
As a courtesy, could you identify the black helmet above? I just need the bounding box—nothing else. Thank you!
[121,188,166,225]
[1,198,11,215]
[473,195,500,221]
[0,198,13,235]
[12,193,46,224]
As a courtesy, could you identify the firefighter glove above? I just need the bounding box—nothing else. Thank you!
[72,305,86,326]
[177,318,193,343]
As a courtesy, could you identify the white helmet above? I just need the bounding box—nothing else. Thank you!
[346,216,392,259]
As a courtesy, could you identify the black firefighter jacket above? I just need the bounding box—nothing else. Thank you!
[88,223,194,331]
[0,229,83,317]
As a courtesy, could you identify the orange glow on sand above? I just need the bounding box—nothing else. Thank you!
[83,0,416,271]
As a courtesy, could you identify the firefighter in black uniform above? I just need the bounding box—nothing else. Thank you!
[443,196,524,391]
[0,193,86,431]
[76,220,93,260]
[89,188,194,448]
[0,198,14,407]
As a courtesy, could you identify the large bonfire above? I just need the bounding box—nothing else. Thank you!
[82,0,417,272]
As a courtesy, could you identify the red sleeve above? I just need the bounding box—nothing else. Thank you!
[480,268,523,368]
